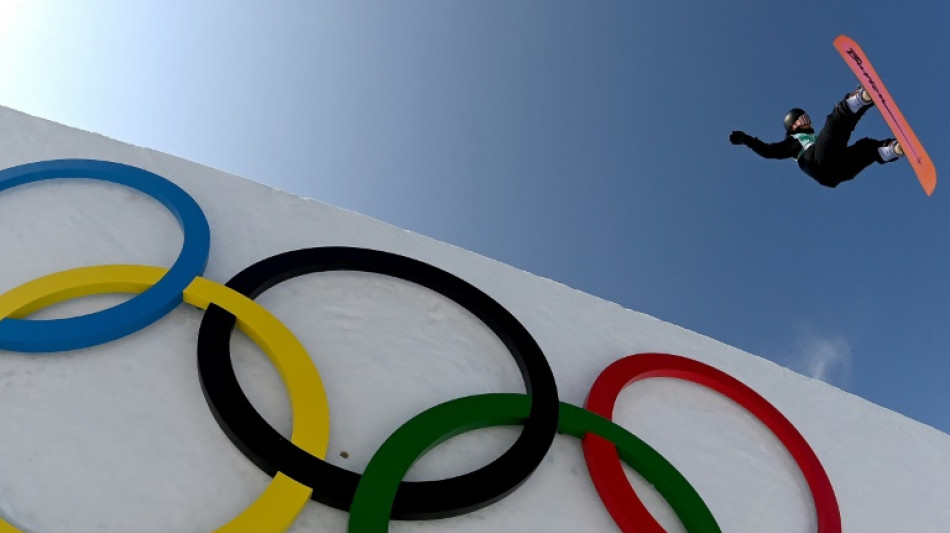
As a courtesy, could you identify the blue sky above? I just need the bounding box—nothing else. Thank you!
[1,1,948,434]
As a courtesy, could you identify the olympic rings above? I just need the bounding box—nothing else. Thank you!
[0,264,328,533]
[196,247,561,519]
[0,159,210,352]
[583,353,842,533]
[0,160,841,532]
[349,393,721,533]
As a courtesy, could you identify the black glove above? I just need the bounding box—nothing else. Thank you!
[730,131,750,145]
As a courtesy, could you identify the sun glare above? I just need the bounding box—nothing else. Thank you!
[0,0,28,38]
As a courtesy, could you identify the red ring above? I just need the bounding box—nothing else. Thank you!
[582,353,841,532]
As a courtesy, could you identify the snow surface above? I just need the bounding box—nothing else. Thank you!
[0,104,948,532]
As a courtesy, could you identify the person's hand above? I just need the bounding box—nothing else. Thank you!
[729,131,750,145]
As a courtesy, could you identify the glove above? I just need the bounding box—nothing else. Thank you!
[730,131,750,145]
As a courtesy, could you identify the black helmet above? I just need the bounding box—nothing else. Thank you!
[784,108,811,133]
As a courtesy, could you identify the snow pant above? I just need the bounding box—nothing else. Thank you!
[797,100,887,188]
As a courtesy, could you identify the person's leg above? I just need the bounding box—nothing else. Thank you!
[833,138,884,183]
[812,99,872,168]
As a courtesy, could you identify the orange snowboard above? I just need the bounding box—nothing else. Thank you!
[834,35,936,196]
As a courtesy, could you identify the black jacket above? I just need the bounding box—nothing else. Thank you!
[743,134,808,161]
[739,131,828,184]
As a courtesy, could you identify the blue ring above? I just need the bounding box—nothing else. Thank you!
[0,159,210,352]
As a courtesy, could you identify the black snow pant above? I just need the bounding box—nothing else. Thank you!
[798,100,886,188]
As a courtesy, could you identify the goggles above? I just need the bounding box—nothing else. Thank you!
[791,113,811,131]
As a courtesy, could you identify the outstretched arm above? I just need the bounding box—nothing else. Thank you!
[730,131,799,160]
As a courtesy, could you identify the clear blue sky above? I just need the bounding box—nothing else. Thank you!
[1,1,948,433]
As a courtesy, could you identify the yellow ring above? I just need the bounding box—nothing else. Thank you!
[0,264,330,533]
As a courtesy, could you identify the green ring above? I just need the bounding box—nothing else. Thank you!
[349,393,720,532]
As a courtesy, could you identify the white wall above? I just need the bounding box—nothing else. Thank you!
[0,105,947,532]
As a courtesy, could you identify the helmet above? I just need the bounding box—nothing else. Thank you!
[784,108,811,133]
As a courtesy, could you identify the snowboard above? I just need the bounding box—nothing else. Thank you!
[834,34,936,196]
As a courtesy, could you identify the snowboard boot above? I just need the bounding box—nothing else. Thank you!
[844,86,874,114]
[878,139,904,163]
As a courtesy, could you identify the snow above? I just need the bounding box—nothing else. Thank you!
[0,104,948,532]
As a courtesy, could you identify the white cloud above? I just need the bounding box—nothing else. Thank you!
[783,326,853,387]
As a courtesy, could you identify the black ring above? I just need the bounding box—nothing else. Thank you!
[196,247,559,519]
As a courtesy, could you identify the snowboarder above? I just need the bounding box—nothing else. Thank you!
[729,87,904,188]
